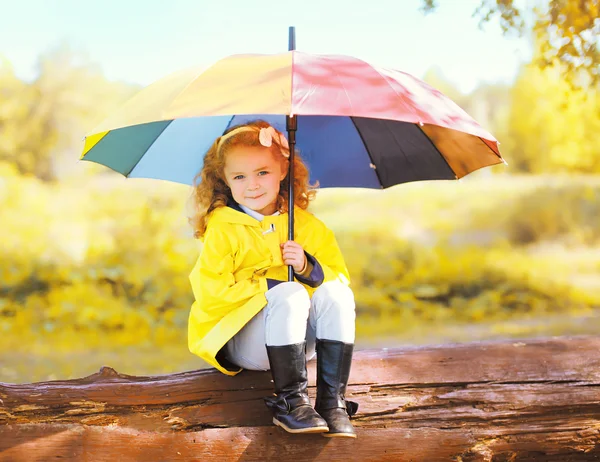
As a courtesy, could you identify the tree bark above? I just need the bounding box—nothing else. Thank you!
[2,336,600,461]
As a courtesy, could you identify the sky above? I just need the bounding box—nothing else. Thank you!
[0,0,532,94]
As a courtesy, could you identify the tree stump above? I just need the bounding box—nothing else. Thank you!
[1,336,600,461]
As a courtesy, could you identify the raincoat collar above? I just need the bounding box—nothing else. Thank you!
[208,199,302,230]
[208,203,260,227]
[212,199,281,225]
[227,199,245,215]
[239,203,280,222]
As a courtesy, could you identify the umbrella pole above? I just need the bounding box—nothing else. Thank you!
[287,25,297,282]
[286,114,297,282]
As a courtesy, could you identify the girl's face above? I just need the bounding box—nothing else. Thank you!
[223,145,287,216]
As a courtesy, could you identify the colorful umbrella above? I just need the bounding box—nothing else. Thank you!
[81,38,505,279]
[81,53,504,187]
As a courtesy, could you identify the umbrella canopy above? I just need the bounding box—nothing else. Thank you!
[81,51,505,189]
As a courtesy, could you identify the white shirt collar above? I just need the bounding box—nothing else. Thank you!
[239,204,280,221]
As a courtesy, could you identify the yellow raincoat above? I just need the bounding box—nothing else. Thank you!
[188,205,350,375]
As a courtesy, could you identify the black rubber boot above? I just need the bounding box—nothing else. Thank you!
[264,342,329,434]
[315,339,358,438]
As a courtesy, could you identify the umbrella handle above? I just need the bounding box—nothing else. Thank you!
[287,114,297,282]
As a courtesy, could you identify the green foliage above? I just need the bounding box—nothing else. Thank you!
[465,182,600,245]
[1,174,598,361]
[341,232,597,332]
[503,63,600,173]
[0,45,139,181]
[0,174,195,350]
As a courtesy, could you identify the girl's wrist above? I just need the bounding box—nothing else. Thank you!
[296,257,308,274]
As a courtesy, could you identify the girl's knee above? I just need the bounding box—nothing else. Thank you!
[311,281,356,343]
[278,281,309,292]
[268,281,309,298]
[265,281,311,316]
[313,281,355,311]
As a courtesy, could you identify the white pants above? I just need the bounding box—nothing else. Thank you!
[225,281,356,371]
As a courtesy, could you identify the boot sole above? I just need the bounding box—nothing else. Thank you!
[322,432,357,438]
[273,418,329,434]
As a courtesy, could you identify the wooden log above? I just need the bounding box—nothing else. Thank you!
[1,336,600,461]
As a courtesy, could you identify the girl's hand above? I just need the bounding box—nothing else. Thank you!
[281,240,307,273]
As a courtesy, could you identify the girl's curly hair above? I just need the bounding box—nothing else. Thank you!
[189,120,318,238]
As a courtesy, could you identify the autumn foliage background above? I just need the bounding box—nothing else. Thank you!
[1,36,599,383]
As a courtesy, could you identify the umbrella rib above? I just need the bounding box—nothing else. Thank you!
[415,123,457,179]
[478,136,504,160]
[222,115,239,134]
[125,121,174,176]
[349,117,384,188]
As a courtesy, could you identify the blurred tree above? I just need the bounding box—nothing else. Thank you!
[503,56,600,173]
[421,0,600,84]
[0,45,139,181]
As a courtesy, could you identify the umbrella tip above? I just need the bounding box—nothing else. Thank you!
[288,26,296,51]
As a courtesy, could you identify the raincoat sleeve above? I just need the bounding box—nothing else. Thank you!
[294,252,324,287]
[189,224,265,318]
[303,216,351,286]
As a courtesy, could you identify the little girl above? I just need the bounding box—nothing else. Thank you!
[187,120,357,438]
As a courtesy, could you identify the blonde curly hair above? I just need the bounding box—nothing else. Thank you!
[189,120,317,238]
